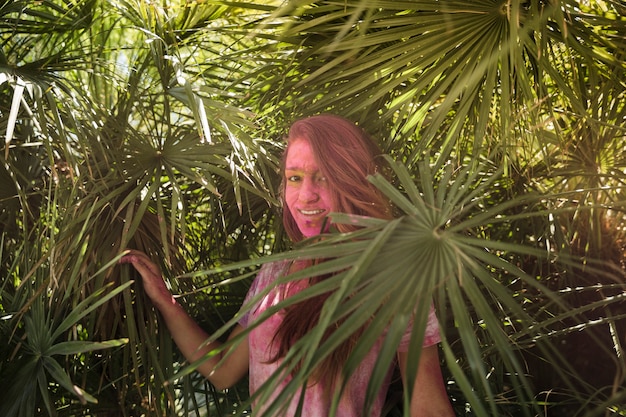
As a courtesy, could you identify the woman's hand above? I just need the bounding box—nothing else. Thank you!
[118,249,249,388]
[119,249,176,310]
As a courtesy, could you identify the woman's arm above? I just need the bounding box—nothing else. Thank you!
[398,345,455,417]
[120,250,249,390]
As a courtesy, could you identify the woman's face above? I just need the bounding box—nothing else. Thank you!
[284,138,333,238]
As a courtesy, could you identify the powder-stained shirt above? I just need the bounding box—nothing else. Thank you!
[239,260,441,417]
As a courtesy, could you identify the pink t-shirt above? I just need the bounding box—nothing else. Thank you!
[239,260,441,417]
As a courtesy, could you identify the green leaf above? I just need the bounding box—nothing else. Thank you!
[46,339,129,356]
[43,358,97,405]
[51,282,133,341]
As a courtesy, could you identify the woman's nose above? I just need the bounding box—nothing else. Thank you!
[299,178,319,202]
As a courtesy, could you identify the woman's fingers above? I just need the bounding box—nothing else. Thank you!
[119,250,174,307]
[121,251,160,279]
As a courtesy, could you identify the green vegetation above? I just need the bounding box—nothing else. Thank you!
[1,0,624,415]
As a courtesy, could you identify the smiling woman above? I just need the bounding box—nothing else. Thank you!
[284,139,333,237]
[281,114,393,241]
[121,114,454,417]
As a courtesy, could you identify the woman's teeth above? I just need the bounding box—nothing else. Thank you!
[299,209,324,215]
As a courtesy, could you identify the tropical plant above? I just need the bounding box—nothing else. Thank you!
[1,0,279,414]
[1,0,625,416]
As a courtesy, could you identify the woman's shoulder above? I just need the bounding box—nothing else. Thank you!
[258,258,292,273]
[240,259,292,327]
[251,259,292,291]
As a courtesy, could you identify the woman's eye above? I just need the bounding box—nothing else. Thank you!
[287,175,301,182]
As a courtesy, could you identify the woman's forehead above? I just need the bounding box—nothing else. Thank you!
[285,138,320,171]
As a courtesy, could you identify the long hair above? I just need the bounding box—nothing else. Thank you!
[281,114,392,242]
[273,114,393,390]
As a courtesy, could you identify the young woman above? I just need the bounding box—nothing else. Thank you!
[121,114,454,416]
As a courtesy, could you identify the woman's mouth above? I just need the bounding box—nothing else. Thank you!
[298,209,325,216]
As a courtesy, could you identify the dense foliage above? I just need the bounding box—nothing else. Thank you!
[1,0,624,416]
